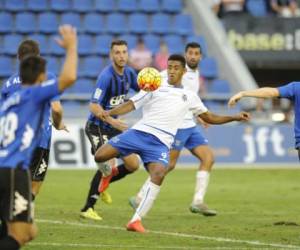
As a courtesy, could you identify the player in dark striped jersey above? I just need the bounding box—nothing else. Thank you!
[80,40,140,220]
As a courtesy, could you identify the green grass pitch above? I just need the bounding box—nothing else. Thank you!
[24,167,300,249]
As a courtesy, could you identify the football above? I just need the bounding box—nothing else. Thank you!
[137,67,162,92]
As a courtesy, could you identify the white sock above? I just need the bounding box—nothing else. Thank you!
[130,181,160,222]
[192,170,210,205]
[136,177,151,203]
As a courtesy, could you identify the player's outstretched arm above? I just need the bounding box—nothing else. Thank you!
[56,25,78,92]
[108,100,136,116]
[199,111,250,124]
[228,88,280,107]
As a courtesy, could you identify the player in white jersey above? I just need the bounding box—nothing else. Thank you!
[94,54,250,233]
[130,42,218,216]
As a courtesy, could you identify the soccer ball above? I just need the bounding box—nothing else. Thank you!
[137,67,162,92]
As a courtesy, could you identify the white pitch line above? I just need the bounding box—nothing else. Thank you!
[37,219,300,249]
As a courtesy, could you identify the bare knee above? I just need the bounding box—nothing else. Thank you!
[123,155,140,172]
[150,168,167,185]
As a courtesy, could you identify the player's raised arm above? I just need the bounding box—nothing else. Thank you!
[55,25,78,92]
[51,101,68,132]
[228,88,280,107]
[199,111,250,124]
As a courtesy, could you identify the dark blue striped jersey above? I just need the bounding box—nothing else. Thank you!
[1,72,60,149]
[0,79,60,169]
[88,64,139,128]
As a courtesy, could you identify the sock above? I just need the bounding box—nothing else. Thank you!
[110,164,132,183]
[81,170,102,212]
[0,219,7,239]
[136,177,151,203]
[130,181,160,223]
[192,170,210,205]
[0,235,20,250]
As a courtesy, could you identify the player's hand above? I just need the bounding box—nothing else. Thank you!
[57,122,69,132]
[97,110,109,121]
[56,25,77,50]
[228,92,243,108]
[109,118,128,132]
[235,111,250,122]
[196,116,211,129]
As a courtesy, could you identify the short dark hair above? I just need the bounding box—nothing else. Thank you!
[185,42,202,54]
[168,54,186,68]
[110,40,128,50]
[17,40,40,61]
[20,55,46,85]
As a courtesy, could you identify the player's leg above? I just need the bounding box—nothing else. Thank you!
[129,149,180,210]
[298,148,300,161]
[80,122,110,219]
[0,168,37,249]
[98,154,140,193]
[127,162,167,233]
[187,128,217,216]
[30,148,50,200]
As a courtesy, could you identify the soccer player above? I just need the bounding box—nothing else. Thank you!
[80,40,140,221]
[129,42,217,216]
[94,54,250,232]
[1,39,67,200]
[0,25,77,249]
[228,83,300,160]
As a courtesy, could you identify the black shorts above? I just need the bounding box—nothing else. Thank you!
[0,168,33,223]
[30,147,50,182]
[85,121,121,155]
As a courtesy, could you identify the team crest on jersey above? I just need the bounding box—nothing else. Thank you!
[182,94,187,102]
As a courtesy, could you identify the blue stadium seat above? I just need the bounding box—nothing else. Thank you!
[27,0,48,12]
[0,13,13,33]
[118,0,138,13]
[30,34,49,55]
[119,34,137,50]
[151,14,171,35]
[106,13,128,35]
[38,13,58,34]
[94,0,115,13]
[128,14,148,35]
[208,79,231,94]
[4,0,25,12]
[50,0,71,12]
[164,35,183,54]
[49,36,64,56]
[173,14,194,36]
[0,57,13,77]
[3,34,23,55]
[61,13,82,32]
[46,57,60,75]
[186,35,208,57]
[161,0,182,13]
[144,34,160,53]
[15,13,36,34]
[139,0,160,13]
[200,57,218,79]
[83,13,105,34]
[81,57,103,78]
[246,0,268,17]
[78,35,93,56]
[71,79,95,94]
[94,35,113,55]
[72,0,93,13]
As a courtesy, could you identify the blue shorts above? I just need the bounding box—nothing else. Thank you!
[108,129,170,167]
[172,126,208,151]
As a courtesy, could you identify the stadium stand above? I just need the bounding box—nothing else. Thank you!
[0,0,228,106]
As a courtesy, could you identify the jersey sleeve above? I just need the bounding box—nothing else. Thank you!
[130,90,152,109]
[90,74,110,104]
[277,82,297,100]
[189,92,208,116]
[129,68,140,92]
[32,78,60,104]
